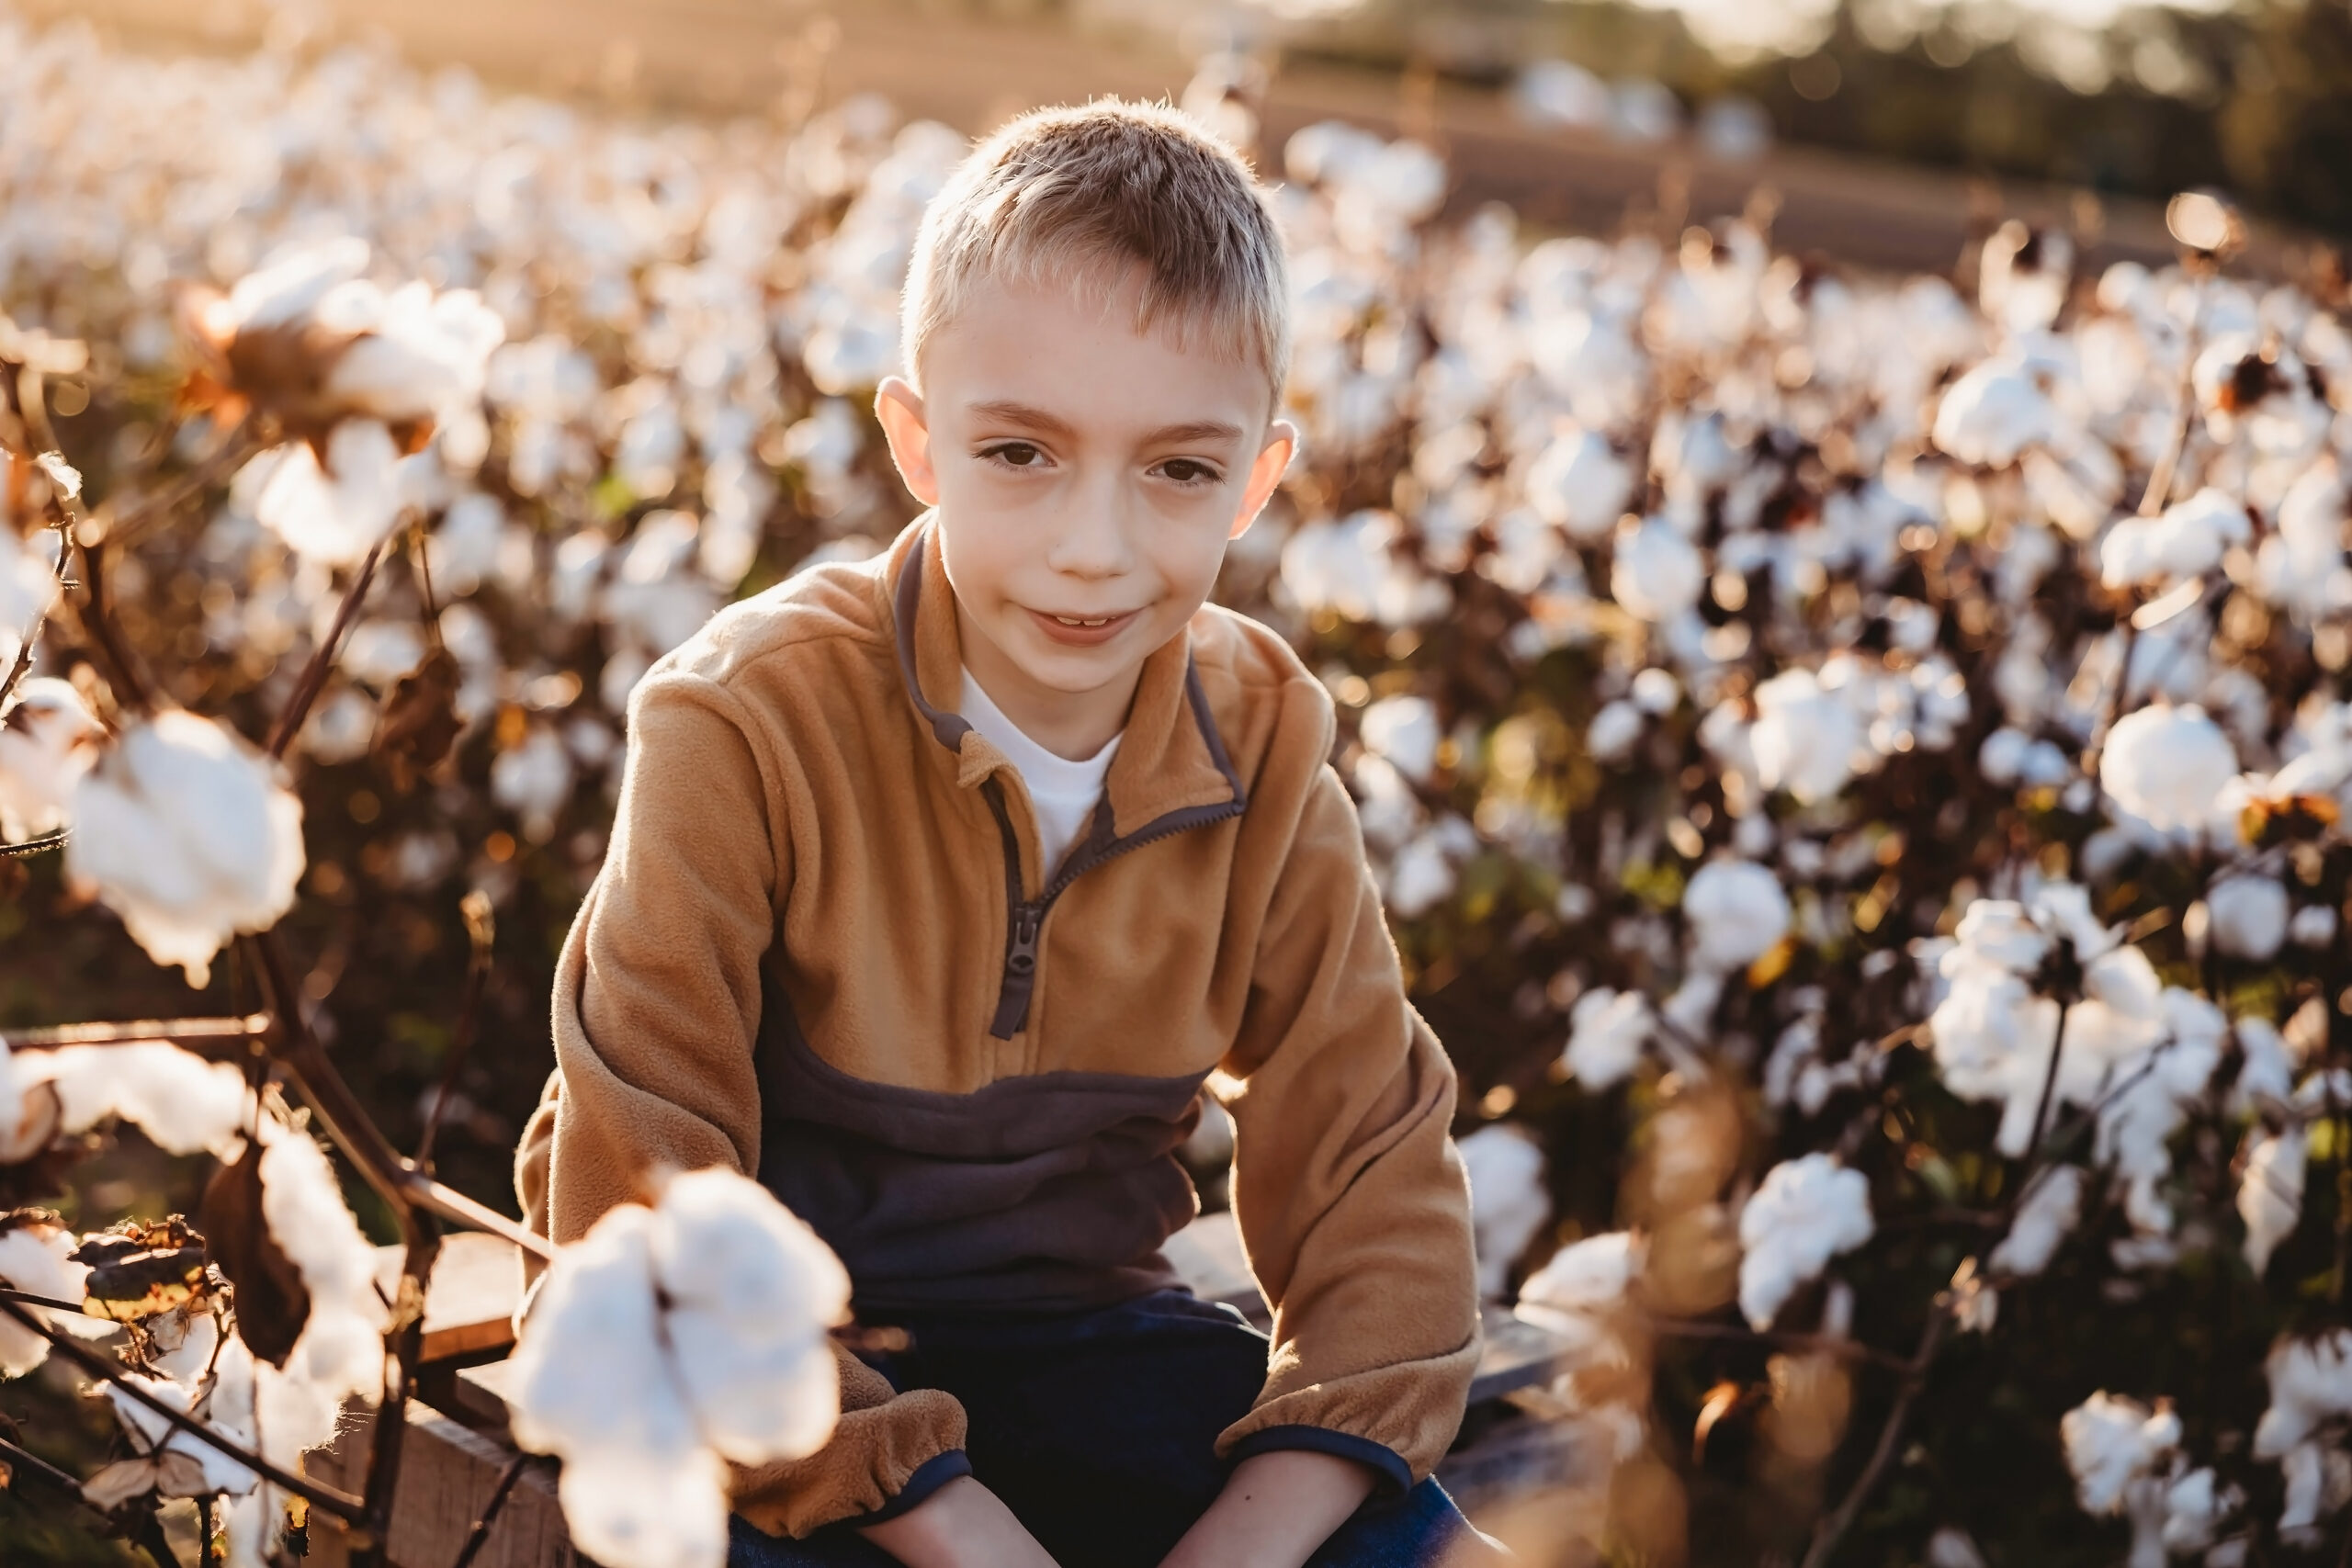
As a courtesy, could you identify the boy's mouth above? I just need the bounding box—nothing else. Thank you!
[1026,606,1139,648]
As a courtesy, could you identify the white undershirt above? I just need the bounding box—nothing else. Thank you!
[958,666,1122,875]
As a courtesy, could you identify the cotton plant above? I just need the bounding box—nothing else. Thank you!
[62,709,306,987]
[2255,1332,2352,1548]
[508,1168,850,1568]
[7,16,2352,1564]
[1458,1122,1553,1298]
[1736,1154,1873,1331]
[1516,1232,1650,1467]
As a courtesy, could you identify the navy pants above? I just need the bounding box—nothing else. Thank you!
[727,1290,1498,1568]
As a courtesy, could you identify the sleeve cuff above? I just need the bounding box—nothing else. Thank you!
[855,1449,972,1524]
[1227,1426,1414,1498]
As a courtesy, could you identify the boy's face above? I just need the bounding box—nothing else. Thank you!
[875,266,1295,757]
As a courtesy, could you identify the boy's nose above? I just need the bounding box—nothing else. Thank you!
[1043,483,1136,579]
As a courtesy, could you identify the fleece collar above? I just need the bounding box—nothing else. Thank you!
[887,515,1244,840]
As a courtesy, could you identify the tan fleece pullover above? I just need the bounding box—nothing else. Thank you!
[515,515,1479,1538]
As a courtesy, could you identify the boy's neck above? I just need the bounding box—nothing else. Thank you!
[954,600,1139,761]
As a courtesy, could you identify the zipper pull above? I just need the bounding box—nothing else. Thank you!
[990,903,1044,1039]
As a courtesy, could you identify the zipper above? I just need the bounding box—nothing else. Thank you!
[982,777,1244,1040]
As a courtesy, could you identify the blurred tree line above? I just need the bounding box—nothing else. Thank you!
[1243,0,2352,236]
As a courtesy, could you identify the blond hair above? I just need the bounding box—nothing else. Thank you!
[899,99,1290,404]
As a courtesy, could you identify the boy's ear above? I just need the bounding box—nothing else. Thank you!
[1228,417,1298,541]
[874,377,939,507]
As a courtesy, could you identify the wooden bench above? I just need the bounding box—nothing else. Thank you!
[311,1216,1593,1567]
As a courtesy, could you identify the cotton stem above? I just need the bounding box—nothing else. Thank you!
[0,1296,365,1522]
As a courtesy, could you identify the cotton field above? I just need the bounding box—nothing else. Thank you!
[3,6,2352,1565]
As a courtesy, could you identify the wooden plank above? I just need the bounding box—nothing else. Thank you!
[373,1231,526,1364]
[455,1358,522,1442]
[311,1402,572,1568]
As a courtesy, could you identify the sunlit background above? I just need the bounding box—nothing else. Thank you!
[21,0,2352,254]
[5,0,2352,1564]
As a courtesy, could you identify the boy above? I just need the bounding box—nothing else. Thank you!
[517,100,1487,1568]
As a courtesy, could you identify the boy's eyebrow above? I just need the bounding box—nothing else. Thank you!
[1138,418,1248,447]
[967,400,1245,448]
[969,400,1080,439]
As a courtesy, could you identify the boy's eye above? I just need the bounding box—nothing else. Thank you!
[982,442,1047,469]
[1157,458,1221,487]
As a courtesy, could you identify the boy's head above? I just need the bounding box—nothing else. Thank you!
[875,100,1298,757]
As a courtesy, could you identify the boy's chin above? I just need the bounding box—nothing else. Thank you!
[1001,646,1145,696]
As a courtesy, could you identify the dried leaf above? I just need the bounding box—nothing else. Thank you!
[82,1450,209,1510]
[72,1217,209,1324]
[370,647,464,793]
[198,1145,310,1366]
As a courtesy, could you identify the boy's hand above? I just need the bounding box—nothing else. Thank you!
[1157,1450,1377,1568]
[854,1475,1061,1568]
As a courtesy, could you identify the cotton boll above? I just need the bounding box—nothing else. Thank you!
[514,1175,852,1568]
[1930,965,2063,1165]
[1458,1124,1551,1298]
[1518,1231,1643,1324]
[2256,459,2346,618]
[603,512,720,655]
[1652,408,1742,499]
[1524,426,1632,542]
[1586,700,1643,764]
[2062,1393,2180,1516]
[1751,669,1863,805]
[0,1043,57,1163]
[1280,511,1388,622]
[2207,874,2290,961]
[2256,1331,2352,1464]
[512,1208,714,1555]
[1925,1527,1987,1568]
[1736,1154,1872,1331]
[1610,516,1704,621]
[2233,1016,2301,1116]
[1977,728,2032,786]
[646,1168,848,1465]
[65,710,305,987]
[1989,1164,2085,1278]
[254,423,428,569]
[2159,1466,2239,1556]
[1360,695,1442,785]
[1563,987,1654,1091]
[492,725,574,843]
[1350,753,1423,852]
[1681,858,1791,974]
[19,1043,252,1156]
[1951,900,2055,974]
[255,1123,394,1403]
[2100,705,2237,834]
[1385,829,1460,918]
[2277,1441,2352,1549]
[2098,490,2252,592]
[427,491,508,596]
[0,1221,93,1375]
[562,1446,732,1568]
[2288,903,2336,950]
[0,678,104,840]
[299,687,376,765]
[2239,1126,2307,1276]
[1631,668,1680,716]
[322,280,505,423]
[1659,969,1722,1043]
[1530,310,1649,430]
[1931,358,2054,468]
